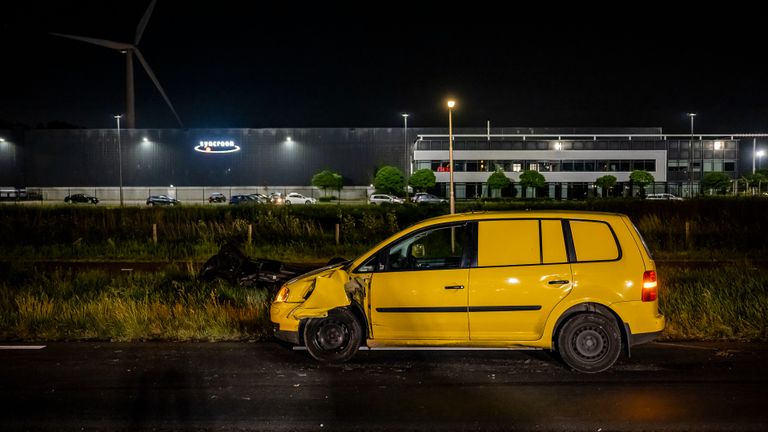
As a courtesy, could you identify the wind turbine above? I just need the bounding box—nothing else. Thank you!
[51,0,182,128]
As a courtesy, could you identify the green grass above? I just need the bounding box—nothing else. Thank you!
[0,265,272,341]
[1,264,766,342]
[659,265,768,341]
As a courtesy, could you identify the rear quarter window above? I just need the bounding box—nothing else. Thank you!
[570,220,620,262]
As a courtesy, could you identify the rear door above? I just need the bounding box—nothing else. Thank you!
[469,219,572,341]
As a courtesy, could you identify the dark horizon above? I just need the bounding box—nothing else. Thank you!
[2,1,767,133]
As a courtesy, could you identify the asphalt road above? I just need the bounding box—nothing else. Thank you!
[1,341,766,431]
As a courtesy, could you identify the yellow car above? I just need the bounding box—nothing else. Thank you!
[271,211,664,373]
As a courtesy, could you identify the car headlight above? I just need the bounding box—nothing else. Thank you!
[274,286,290,302]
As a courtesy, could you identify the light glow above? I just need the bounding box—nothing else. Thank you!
[714,141,723,150]
[447,100,456,108]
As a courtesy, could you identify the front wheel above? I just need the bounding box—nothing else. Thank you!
[303,308,362,363]
[557,313,621,373]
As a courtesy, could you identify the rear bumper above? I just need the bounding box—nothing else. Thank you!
[630,330,663,347]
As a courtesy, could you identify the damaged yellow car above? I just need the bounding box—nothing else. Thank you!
[271,211,664,373]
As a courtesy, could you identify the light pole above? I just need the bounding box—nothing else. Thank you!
[686,113,696,197]
[402,113,410,200]
[447,100,456,214]
[114,114,124,206]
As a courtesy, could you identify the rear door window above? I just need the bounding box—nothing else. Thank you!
[478,220,539,266]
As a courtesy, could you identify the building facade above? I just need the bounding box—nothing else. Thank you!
[414,130,751,198]
[0,127,765,199]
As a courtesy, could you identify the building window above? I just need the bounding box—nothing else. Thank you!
[512,163,522,172]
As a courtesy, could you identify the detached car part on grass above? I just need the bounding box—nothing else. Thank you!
[199,242,344,290]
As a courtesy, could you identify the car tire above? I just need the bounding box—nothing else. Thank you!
[305,200,312,205]
[557,313,621,373]
[303,308,362,363]
[285,201,291,205]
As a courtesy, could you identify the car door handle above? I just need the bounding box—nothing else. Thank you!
[444,285,465,290]
[548,280,570,285]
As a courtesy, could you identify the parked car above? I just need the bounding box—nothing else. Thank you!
[284,193,317,205]
[249,193,270,204]
[412,192,447,204]
[208,192,227,203]
[146,195,179,206]
[64,193,99,204]
[269,192,284,205]
[646,193,683,201]
[368,194,404,205]
[271,211,664,373]
[229,194,258,205]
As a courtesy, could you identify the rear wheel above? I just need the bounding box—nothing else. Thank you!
[557,313,621,373]
[303,308,362,363]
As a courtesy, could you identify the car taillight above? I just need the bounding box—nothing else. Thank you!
[642,270,657,302]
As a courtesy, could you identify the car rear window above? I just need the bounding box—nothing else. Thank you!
[570,220,620,262]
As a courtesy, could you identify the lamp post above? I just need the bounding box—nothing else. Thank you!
[402,113,410,200]
[686,113,696,197]
[114,115,124,206]
[447,100,456,214]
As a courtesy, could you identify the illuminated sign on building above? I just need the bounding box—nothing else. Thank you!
[194,140,241,154]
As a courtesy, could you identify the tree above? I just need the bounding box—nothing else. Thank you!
[594,175,617,198]
[700,172,731,195]
[408,168,436,192]
[519,170,546,198]
[747,172,767,195]
[374,166,405,195]
[629,170,654,198]
[311,170,343,196]
[487,170,511,198]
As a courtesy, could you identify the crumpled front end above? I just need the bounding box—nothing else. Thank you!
[270,265,367,345]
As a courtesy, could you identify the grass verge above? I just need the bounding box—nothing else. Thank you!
[1,264,766,342]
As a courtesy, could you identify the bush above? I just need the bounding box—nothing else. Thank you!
[318,196,337,202]
[2,198,768,261]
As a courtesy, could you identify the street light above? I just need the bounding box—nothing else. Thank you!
[758,150,766,171]
[114,114,124,206]
[402,113,410,199]
[447,100,456,214]
[686,113,696,197]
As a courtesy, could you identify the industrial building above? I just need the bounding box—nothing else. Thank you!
[0,127,765,201]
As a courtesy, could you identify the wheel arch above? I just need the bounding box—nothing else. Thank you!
[551,302,630,358]
[298,302,368,346]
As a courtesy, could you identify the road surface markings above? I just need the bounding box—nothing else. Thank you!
[0,345,46,350]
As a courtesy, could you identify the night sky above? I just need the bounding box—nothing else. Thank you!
[2,1,767,132]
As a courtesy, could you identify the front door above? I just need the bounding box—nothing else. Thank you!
[369,223,470,340]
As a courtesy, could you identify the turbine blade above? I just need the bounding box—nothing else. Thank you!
[135,0,157,45]
[134,48,184,127]
[50,33,133,51]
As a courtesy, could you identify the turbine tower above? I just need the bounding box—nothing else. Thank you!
[52,0,182,128]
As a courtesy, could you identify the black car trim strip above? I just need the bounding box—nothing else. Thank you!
[376,306,541,313]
